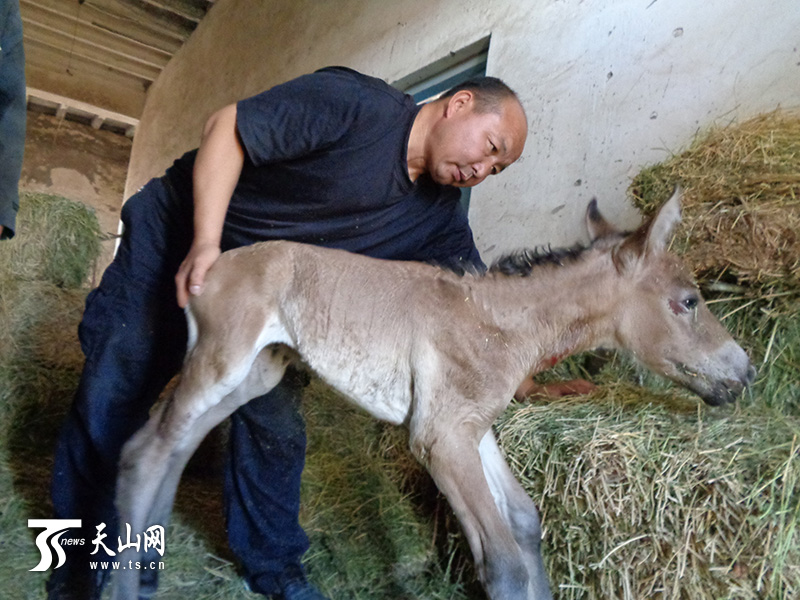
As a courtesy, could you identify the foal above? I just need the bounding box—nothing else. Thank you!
[112,189,754,600]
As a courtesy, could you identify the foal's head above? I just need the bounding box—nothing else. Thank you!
[589,188,755,405]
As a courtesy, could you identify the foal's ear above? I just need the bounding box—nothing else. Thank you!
[643,186,682,255]
[612,186,682,273]
[585,198,619,242]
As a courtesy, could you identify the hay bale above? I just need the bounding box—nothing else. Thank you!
[0,193,103,598]
[629,109,800,296]
[0,191,102,288]
[495,387,800,600]
[0,193,99,387]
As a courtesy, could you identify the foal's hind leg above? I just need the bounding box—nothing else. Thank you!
[112,345,292,600]
[145,347,295,532]
[480,430,552,600]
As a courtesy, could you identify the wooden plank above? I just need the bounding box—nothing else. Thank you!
[27,87,140,126]
[21,0,172,69]
[95,0,196,37]
[139,0,208,24]
[23,22,162,81]
[24,42,147,118]
[25,0,187,53]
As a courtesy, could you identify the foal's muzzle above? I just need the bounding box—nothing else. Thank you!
[698,363,757,406]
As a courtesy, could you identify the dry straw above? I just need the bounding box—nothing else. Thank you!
[629,109,800,298]
[495,378,799,600]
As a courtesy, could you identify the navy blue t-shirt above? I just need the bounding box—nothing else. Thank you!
[166,67,484,272]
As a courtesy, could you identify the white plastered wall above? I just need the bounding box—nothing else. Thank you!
[126,0,799,261]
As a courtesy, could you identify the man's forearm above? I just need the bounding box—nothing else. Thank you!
[191,103,245,246]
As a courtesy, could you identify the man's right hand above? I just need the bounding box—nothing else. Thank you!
[175,242,222,308]
[178,102,244,308]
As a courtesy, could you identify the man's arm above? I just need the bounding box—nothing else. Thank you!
[175,103,244,308]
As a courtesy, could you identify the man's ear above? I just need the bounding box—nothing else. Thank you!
[445,90,474,117]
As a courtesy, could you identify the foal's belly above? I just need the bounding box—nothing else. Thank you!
[316,366,413,426]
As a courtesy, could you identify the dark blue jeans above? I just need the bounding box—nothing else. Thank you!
[0,0,26,239]
[49,178,310,598]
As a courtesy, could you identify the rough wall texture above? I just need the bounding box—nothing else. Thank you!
[20,111,131,277]
[127,0,800,261]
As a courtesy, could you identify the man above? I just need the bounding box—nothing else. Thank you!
[0,0,26,240]
[49,66,529,600]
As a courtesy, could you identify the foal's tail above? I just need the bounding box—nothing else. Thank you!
[184,305,199,353]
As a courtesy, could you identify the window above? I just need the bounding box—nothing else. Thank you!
[392,38,489,211]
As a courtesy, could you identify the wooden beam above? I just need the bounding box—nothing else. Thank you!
[28,86,141,127]
[25,0,188,52]
[25,43,147,118]
[28,87,139,136]
[23,23,162,82]
[21,0,172,69]
[99,0,197,36]
[139,0,208,24]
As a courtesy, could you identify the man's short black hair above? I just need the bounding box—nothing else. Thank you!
[440,76,522,115]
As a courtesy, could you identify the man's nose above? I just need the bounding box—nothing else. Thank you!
[472,160,491,181]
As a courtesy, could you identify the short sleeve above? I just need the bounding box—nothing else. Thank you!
[236,70,362,166]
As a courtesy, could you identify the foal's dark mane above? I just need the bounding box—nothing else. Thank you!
[489,243,589,277]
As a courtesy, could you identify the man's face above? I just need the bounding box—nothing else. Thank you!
[427,92,527,188]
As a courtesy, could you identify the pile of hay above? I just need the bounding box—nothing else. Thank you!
[629,109,800,298]
[0,192,101,288]
[495,369,799,600]
[0,192,100,428]
[0,193,103,597]
[492,109,800,599]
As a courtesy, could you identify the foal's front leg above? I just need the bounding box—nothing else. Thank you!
[480,430,552,600]
[411,422,531,600]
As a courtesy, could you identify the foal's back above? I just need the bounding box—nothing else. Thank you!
[191,241,480,425]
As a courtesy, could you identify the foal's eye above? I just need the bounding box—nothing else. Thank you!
[682,296,699,311]
[669,295,700,316]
